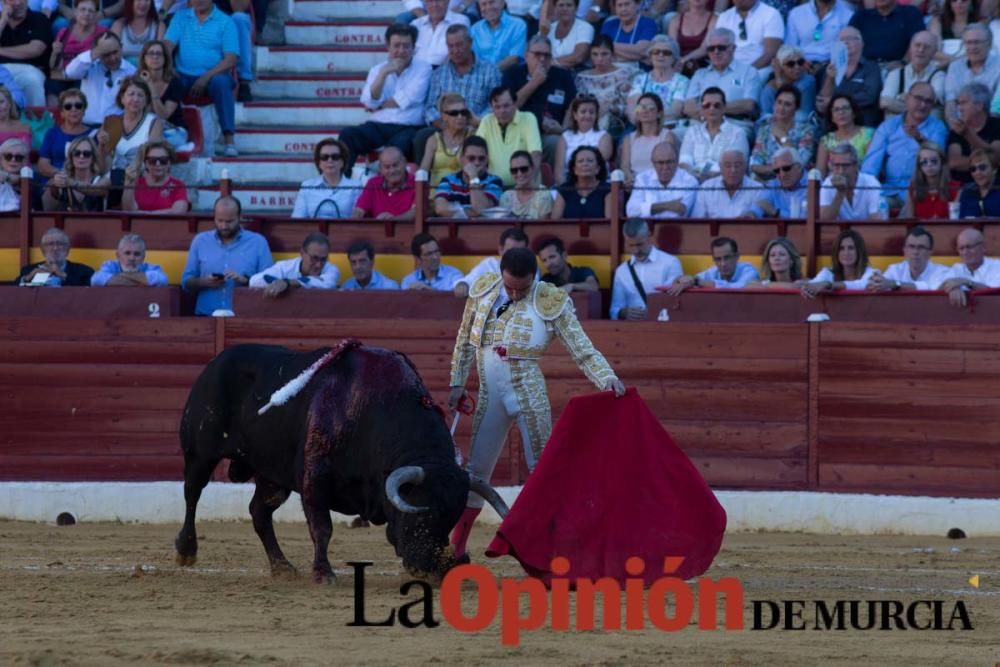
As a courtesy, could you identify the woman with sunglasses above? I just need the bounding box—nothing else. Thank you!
[554,95,611,184]
[293,138,360,219]
[750,84,816,181]
[902,142,959,219]
[120,139,189,213]
[552,145,614,220]
[419,93,474,186]
[111,0,164,65]
[38,89,93,187]
[0,86,31,151]
[815,94,874,177]
[626,35,689,126]
[958,148,1000,217]
[801,229,876,298]
[620,92,676,187]
[499,150,553,218]
[575,35,632,134]
[667,0,717,77]
[137,40,188,149]
[760,45,816,124]
[42,135,109,212]
[0,138,29,212]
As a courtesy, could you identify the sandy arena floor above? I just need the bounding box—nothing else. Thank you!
[1,520,998,666]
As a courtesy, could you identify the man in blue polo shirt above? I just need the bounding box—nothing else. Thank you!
[402,232,464,290]
[182,196,273,315]
[165,0,240,156]
[848,0,923,68]
[341,240,401,290]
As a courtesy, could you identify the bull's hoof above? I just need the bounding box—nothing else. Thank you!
[270,560,298,579]
[175,551,197,567]
[312,566,336,585]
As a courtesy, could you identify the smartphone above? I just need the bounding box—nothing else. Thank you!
[29,271,52,285]
[211,272,226,279]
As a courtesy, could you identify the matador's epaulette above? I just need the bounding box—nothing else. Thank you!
[533,281,571,321]
[470,271,501,298]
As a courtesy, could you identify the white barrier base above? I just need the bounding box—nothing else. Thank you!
[1,483,999,536]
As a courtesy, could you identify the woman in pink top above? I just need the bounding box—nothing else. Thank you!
[0,87,32,149]
[47,0,107,106]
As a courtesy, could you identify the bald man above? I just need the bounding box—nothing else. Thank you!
[939,228,1000,307]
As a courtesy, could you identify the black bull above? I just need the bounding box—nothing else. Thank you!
[174,341,507,581]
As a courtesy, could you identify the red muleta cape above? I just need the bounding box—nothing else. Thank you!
[485,388,727,585]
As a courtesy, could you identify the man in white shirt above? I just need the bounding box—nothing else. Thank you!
[880,31,945,119]
[714,0,784,71]
[867,226,950,292]
[786,0,856,65]
[413,0,470,66]
[939,228,1000,307]
[683,28,762,123]
[339,24,432,171]
[626,142,698,218]
[679,87,750,180]
[669,236,760,294]
[63,32,136,126]
[945,24,1000,118]
[248,232,340,296]
[610,217,683,320]
[691,148,762,218]
[819,143,882,220]
[454,226,531,296]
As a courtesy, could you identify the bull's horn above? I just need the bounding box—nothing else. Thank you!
[385,466,429,513]
[469,476,509,518]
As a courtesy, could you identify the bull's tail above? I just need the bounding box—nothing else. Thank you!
[258,338,363,415]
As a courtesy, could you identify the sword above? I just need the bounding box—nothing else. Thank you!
[450,411,463,466]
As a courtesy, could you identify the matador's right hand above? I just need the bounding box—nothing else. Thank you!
[448,386,468,412]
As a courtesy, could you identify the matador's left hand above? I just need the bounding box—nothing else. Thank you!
[606,378,626,398]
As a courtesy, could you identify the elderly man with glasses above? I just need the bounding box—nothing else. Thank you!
[249,232,339,297]
[626,141,699,218]
[17,227,95,286]
[714,0,783,72]
[880,31,946,120]
[683,28,761,126]
[947,82,1000,184]
[751,147,809,218]
[63,32,136,126]
[820,142,883,220]
[939,228,1000,307]
[945,25,1000,118]
[0,137,27,211]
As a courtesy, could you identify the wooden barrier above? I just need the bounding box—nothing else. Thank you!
[0,286,180,318]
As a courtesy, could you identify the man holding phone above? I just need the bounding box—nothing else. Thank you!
[17,228,94,287]
[181,196,272,315]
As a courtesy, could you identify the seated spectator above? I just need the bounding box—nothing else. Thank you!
[668,236,759,294]
[292,138,360,219]
[575,35,631,134]
[929,0,978,66]
[454,226,530,296]
[0,85,31,148]
[36,89,91,185]
[880,32,946,121]
[760,46,816,125]
[419,92,475,186]
[181,196,273,315]
[554,95,611,184]
[939,227,1000,307]
[42,135,108,211]
[599,0,656,68]
[678,87,748,181]
[121,139,189,213]
[815,94,875,176]
[502,35,575,159]
[137,40,188,149]
[957,148,1000,216]
[0,65,26,110]
[98,76,162,175]
[91,232,168,286]
[47,0,106,106]
[820,143,883,220]
[398,0,478,25]
[504,0,542,36]
[414,0,471,67]
[471,0,527,71]
[626,35,689,126]
[715,0,783,71]
[946,82,1000,184]
[249,232,339,295]
[476,85,542,186]
[785,0,854,66]
[668,0,717,78]
[945,25,1000,117]
[861,82,948,208]
[164,0,240,156]
[351,147,417,220]
[433,135,504,217]
[815,27,882,128]
[342,239,401,290]
[111,0,164,66]
[848,0,923,69]
[538,235,598,292]
[692,148,761,217]
[749,236,805,288]
[752,147,809,217]
[901,142,959,219]
[622,92,676,186]
[540,0,593,69]
[64,32,136,126]
[626,141,698,218]
[53,0,121,30]
[401,232,463,290]
[867,226,950,291]
[683,28,762,125]
[17,227,95,286]
[0,0,51,108]
[0,137,27,211]
[801,229,877,297]
[750,84,816,181]
[610,217,683,320]
[552,145,613,219]
[200,0,255,102]
[498,149,553,218]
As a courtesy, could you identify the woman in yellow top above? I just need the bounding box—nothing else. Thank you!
[419,92,474,186]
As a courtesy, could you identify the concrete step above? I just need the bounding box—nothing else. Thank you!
[291,0,402,20]
[252,74,366,101]
[255,45,385,74]
[235,127,342,154]
[211,156,318,183]
[285,20,388,47]
[236,100,366,126]
[194,185,299,213]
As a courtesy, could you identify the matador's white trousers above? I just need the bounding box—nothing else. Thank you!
[465,347,552,508]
